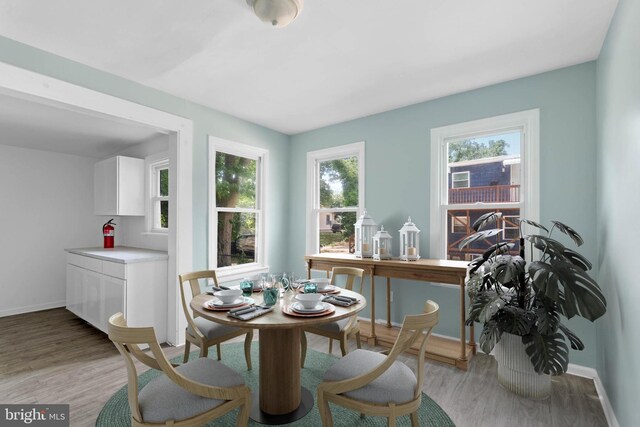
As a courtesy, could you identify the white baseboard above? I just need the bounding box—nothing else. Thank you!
[566,364,619,427]
[0,301,66,318]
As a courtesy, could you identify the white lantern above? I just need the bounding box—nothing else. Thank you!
[355,210,377,258]
[373,225,392,260]
[399,216,420,261]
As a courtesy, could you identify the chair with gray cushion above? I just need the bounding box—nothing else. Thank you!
[301,267,365,367]
[108,312,251,427]
[317,300,439,427]
[179,270,253,369]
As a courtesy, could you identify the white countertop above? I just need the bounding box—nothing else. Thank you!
[66,246,169,264]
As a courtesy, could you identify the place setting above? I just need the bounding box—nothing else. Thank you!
[203,289,255,311]
[298,277,341,295]
[283,293,336,318]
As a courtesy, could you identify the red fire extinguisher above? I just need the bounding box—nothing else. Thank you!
[103,219,116,249]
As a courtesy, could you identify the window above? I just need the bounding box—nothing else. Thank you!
[306,142,365,254]
[430,110,539,262]
[147,155,169,233]
[450,214,468,233]
[209,137,268,278]
[451,171,470,188]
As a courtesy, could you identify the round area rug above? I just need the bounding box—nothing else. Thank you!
[97,343,455,426]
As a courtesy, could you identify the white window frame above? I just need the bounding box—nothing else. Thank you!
[146,152,170,234]
[503,214,520,240]
[429,109,540,266]
[451,171,470,188]
[306,141,365,255]
[450,214,468,233]
[208,136,269,282]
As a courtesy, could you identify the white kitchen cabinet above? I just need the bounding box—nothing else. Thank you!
[94,155,145,216]
[65,248,167,341]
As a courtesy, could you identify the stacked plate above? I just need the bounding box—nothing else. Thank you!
[284,302,336,317]
[204,297,254,311]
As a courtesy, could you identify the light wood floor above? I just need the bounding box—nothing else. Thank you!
[0,309,607,427]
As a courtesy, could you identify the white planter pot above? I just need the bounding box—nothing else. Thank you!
[494,332,551,399]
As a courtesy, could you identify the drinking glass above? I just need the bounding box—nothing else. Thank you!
[240,279,253,297]
[304,282,317,294]
[263,287,279,306]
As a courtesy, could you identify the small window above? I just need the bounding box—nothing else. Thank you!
[306,142,365,255]
[150,159,169,231]
[503,215,520,240]
[209,137,268,277]
[450,214,468,233]
[451,171,470,188]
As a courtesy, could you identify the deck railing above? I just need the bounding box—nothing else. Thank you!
[449,184,520,204]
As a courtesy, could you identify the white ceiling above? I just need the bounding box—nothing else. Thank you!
[0,0,618,135]
[0,92,165,158]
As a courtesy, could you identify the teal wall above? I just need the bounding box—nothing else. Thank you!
[596,0,639,424]
[0,36,291,274]
[0,35,604,370]
[289,62,600,368]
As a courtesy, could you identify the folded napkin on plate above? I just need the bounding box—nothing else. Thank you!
[322,295,359,307]
[227,305,274,320]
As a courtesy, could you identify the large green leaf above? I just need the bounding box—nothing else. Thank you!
[458,229,502,250]
[535,300,560,334]
[551,220,584,246]
[490,255,525,285]
[558,323,585,351]
[466,290,508,325]
[525,235,566,257]
[528,260,607,321]
[562,248,592,271]
[495,306,535,336]
[472,211,502,231]
[479,321,502,354]
[520,219,549,233]
[522,331,569,375]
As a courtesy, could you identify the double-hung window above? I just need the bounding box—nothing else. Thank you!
[209,137,267,278]
[147,155,169,232]
[306,142,365,254]
[430,110,539,261]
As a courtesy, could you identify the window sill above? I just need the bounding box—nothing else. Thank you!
[215,265,270,284]
[142,230,168,236]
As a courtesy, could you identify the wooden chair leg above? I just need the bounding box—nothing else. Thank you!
[301,331,308,368]
[410,411,419,427]
[244,330,253,371]
[355,331,362,349]
[216,343,222,360]
[328,338,333,354]
[200,344,208,358]
[388,403,397,427]
[236,393,251,427]
[183,340,191,363]
[317,390,333,427]
[339,337,347,357]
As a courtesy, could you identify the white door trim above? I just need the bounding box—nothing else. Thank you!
[0,61,193,345]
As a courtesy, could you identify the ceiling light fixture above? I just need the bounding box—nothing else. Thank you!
[246,0,304,28]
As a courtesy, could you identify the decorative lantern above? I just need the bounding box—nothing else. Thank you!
[373,225,392,260]
[399,216,420,261]
[354,210,378,258]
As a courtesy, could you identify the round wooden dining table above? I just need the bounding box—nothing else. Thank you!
[190,288,366,425]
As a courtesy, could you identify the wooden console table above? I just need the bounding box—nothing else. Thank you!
[305,253,475,370]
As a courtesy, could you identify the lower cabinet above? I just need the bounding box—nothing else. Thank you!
[65,252,167,342]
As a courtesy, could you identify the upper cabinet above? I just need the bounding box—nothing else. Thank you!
[94,156,144,216]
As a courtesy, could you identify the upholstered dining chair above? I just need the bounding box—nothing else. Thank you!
[316,300,439,427]
[108,313,251,427]
[179,270,253,369]
[301,267,365,367]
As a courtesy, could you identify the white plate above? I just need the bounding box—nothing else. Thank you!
[291,301,328,313]
[211,297,254,308]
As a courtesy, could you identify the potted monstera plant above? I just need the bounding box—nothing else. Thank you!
[461,212,606,399]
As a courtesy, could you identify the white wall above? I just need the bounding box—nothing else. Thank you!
[112,135,170,252]
[0,144,107,316]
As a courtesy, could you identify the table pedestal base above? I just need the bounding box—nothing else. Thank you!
[249,388,314,425]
